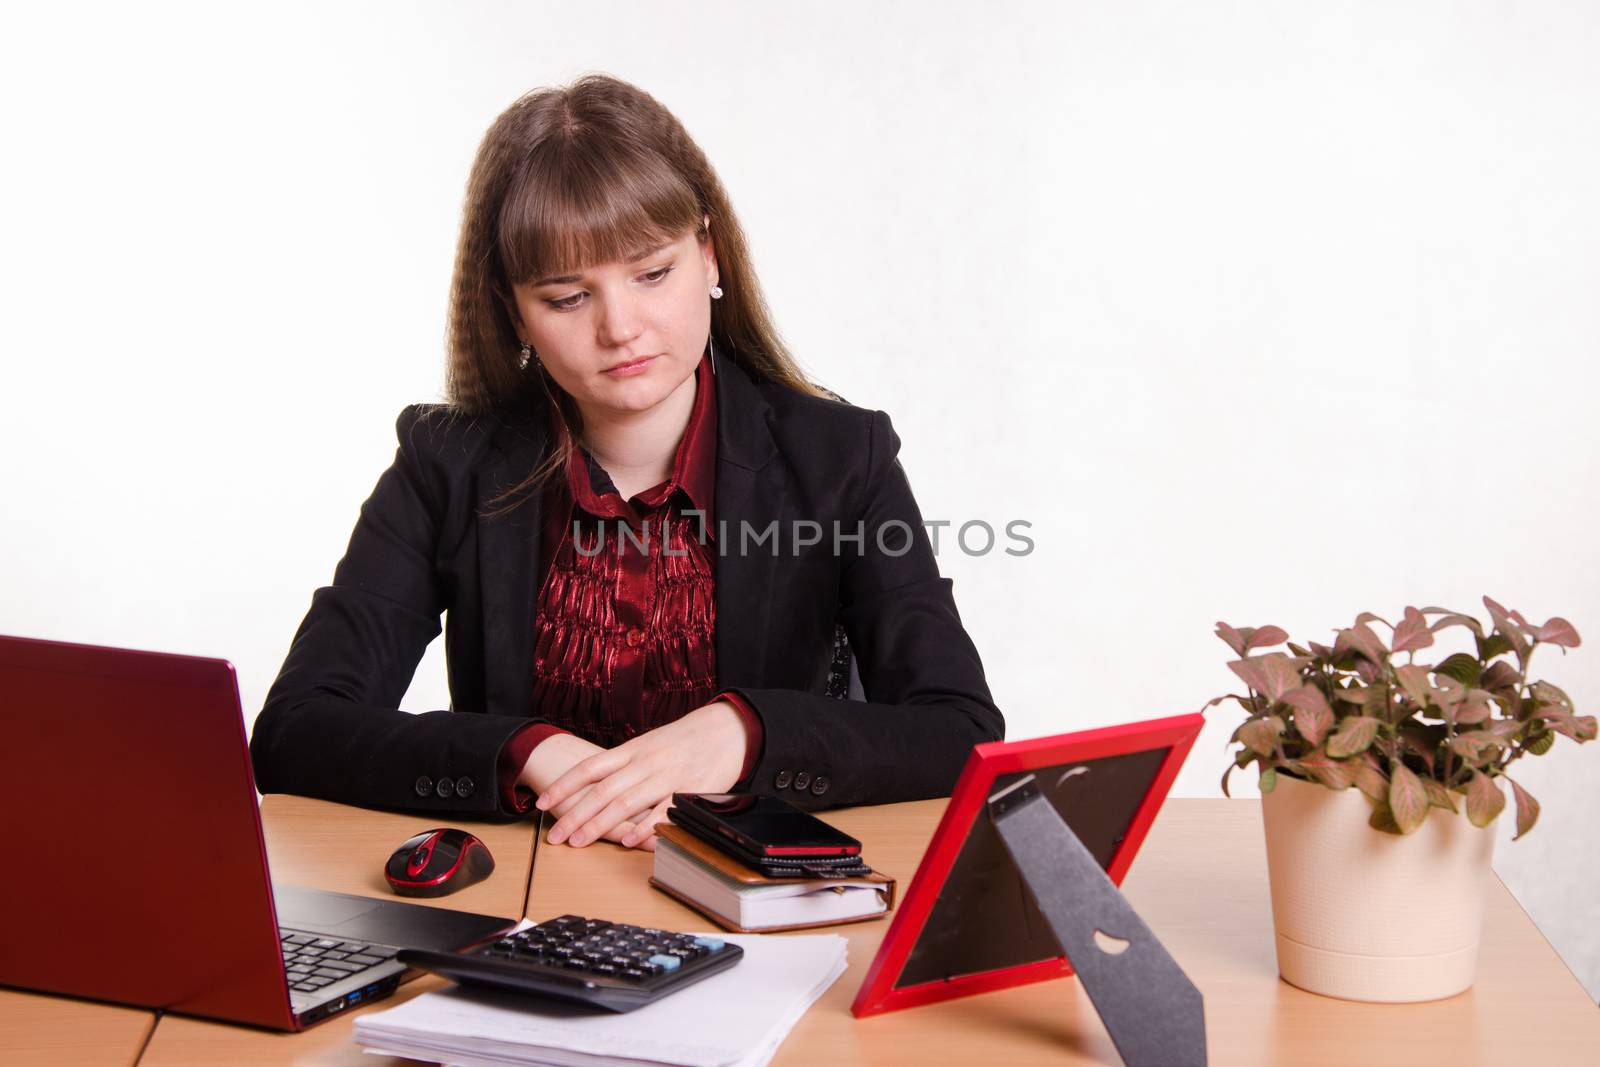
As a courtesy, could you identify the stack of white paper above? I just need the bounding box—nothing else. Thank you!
[353,933,848,1067]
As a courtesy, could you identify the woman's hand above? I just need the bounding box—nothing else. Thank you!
[535,700,750,850]
[518,732,650,847]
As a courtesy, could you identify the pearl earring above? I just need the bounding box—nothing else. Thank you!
[710,285,723,299]
[519,340,541,369]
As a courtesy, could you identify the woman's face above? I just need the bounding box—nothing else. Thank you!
[507,220,719,420]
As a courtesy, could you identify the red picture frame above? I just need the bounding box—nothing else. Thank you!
[850,712,1204,1018]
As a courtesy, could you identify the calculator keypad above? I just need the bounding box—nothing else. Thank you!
[477,915,730,984]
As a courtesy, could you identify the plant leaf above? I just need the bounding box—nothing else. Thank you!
[1260,766,1278,794]
[1391,606,1435,653]
[1530,680,1575,712]
[1483,717,1522,741]
[1334,684,1385,713]
[1399,724,1446,771]
[1466,770,1506,828]
[1280,686,1335,745]
[1478,633,1515,662]
[1533,617,1581,648]
[1326,716,1382,758]
[1525,730,1555,756]
[1237,716,1285,756]
[1196,692,1259,717]
[1431,676,1466,722]
[1534,708,1598,742]
[1335,623,1389,665]
[1421,776,1458,813]
[1482,597,1529,656]
[1454,692,1492,725]
[1449,732,1501,762]
[1215,622,1248,657]
[1388,759,1429,834]
[1394,664,1433,708]
[1245,625,1290,652]
[1536,710,1587,742]
[1368,801,1403,835]
[1504,776,1539,840]
[1293,750,1355,790]
[1351,758,1389,803]
[1425,610,1484,638]
[1434,653,1483,687]
[1228,654,1308,703]
[1480,660,1519,691]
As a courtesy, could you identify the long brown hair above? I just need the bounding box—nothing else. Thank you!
[444,73,836,513]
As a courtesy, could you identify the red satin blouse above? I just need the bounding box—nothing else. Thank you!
[496,353,764,813]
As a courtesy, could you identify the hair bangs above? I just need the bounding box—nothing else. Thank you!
[498,140,701,287]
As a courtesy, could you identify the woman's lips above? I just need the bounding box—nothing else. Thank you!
[604,354,658,376]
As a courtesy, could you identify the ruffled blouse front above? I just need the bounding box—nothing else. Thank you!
[492,353,764,815]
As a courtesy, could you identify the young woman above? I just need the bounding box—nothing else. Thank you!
[249,73,1003,851]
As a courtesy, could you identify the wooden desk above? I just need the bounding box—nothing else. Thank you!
[523,798,1600,1067]
[136,795,537,1066]
[22,796,1598,1065]
[0,990,155,1067]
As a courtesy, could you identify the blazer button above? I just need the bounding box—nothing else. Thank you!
[414,775,433,798]
[773,770,793,789]
[435,776,455,798]
[455,775,476,799]
[793,772,812,791]
[810,776,829,796]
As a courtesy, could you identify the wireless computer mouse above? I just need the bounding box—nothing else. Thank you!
[384,828,495,897]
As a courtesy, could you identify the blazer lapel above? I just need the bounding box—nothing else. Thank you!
[712,354,783,689]
[477,415,548,719]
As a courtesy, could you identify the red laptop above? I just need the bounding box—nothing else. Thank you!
[0,633,517,1030]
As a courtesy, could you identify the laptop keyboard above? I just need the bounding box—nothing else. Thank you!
[280,929,401,994]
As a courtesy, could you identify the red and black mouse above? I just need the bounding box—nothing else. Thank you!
[384,828,495,897]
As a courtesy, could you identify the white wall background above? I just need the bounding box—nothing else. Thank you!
[4,1,1597,1002]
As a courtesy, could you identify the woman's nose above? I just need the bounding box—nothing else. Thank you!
[594,290,645,348]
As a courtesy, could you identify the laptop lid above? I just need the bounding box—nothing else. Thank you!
[0,634,300,1029]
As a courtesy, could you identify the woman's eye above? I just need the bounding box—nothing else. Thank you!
[544,265,672,312]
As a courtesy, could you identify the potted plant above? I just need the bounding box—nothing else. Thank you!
[1201,597,1594,1002]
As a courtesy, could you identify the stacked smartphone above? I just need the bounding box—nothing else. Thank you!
[668,793,871,879]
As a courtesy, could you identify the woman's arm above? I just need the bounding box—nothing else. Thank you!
[537,407,1005,845]
[724,409,1005,806]
[248,406,550,818]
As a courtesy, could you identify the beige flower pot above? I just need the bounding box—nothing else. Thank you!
[1260,770,1498,1002]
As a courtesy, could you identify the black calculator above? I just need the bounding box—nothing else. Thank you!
[396,914,744,1013]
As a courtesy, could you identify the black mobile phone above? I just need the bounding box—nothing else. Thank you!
[669,793,862,861]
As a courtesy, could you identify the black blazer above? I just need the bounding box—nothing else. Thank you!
[249,354,1004,819]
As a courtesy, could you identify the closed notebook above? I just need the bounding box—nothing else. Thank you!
[649,822,896,934]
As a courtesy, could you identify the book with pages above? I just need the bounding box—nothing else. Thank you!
[649,822,896,933]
